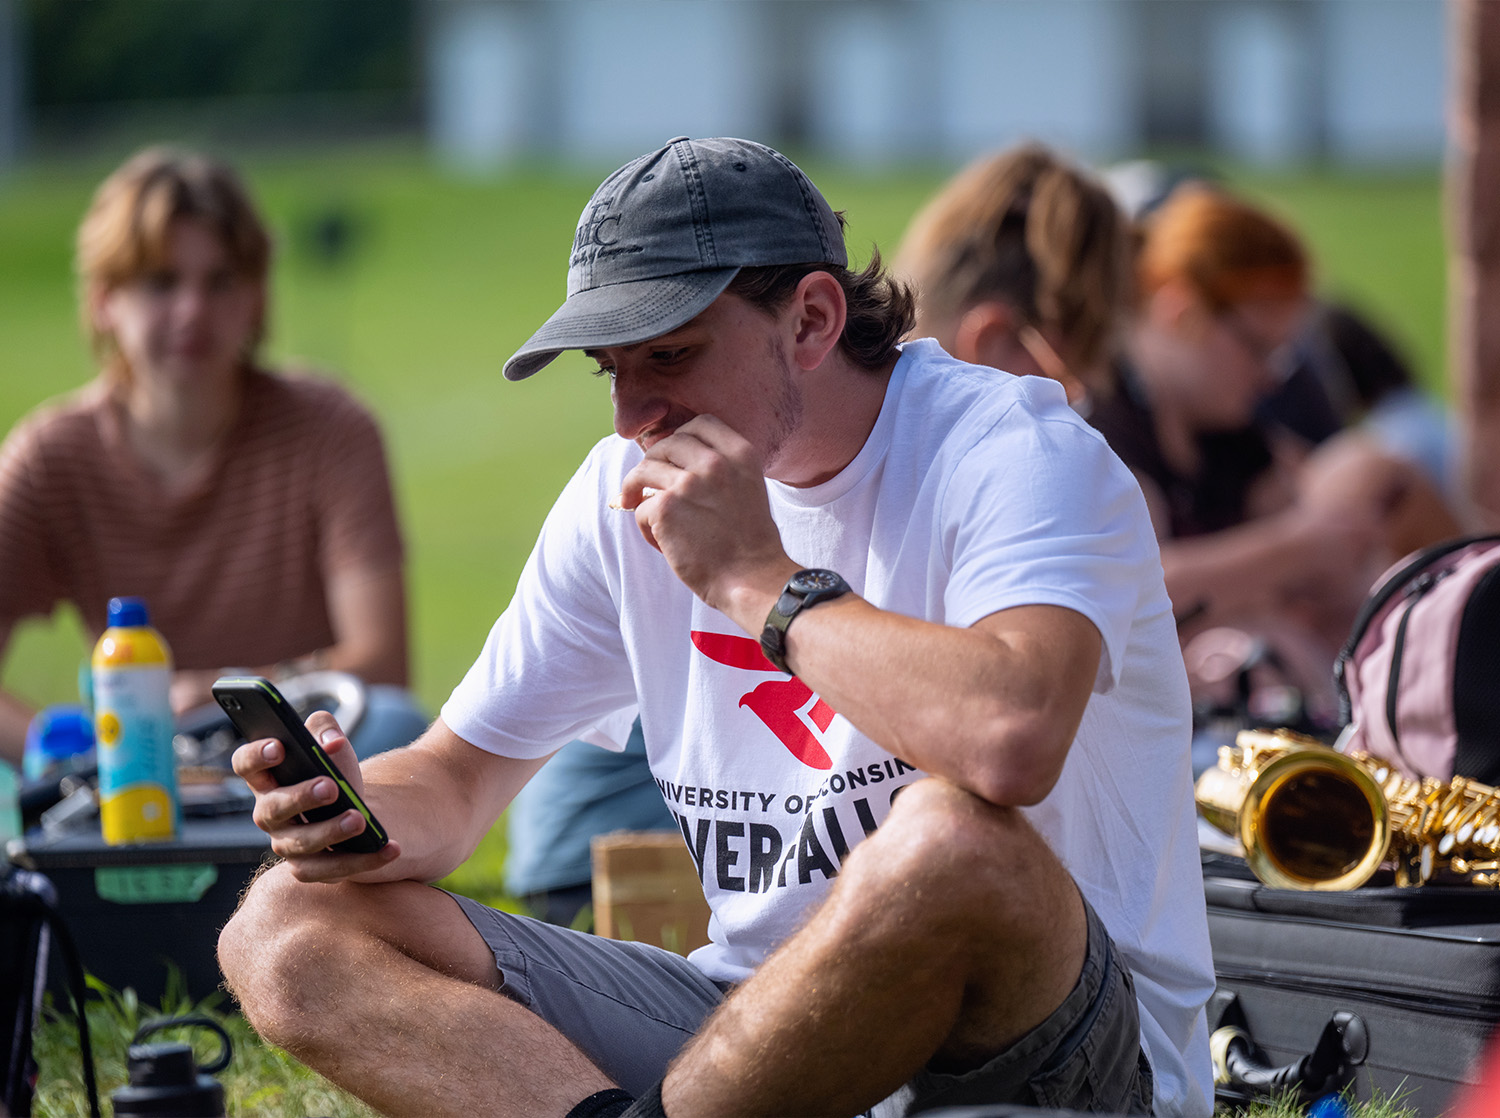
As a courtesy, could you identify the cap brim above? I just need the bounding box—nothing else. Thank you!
[503,267,741,381]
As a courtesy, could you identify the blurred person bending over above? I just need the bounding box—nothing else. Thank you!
[1090,185,1460,726]
[893,141,1133,412]
[1269,300,1462,507]
[219,136,1214,1118]
[0,147,417,766]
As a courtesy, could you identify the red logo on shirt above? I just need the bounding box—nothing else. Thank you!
[690,631,836,770]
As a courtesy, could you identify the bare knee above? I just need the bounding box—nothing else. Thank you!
[808,780,1088,1061]
[220,862,324,988]
[833,778,1073,938]
[220,862,499,1054]
[218,864,366,1046]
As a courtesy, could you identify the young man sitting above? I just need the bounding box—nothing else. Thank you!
[220,136,1214,1118]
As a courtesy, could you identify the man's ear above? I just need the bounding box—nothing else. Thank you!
[951,301,1020,368]
[788,271,847,370]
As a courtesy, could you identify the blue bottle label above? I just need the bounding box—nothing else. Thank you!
[95,665,178,843]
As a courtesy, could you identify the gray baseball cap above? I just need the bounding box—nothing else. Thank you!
[502,136,848,381]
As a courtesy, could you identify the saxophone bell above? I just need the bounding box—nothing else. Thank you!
[1196,730,1392,891]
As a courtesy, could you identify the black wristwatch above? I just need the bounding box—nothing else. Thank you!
[760,568,851,674]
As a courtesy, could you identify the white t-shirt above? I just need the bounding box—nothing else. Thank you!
[444,339,1214,1116]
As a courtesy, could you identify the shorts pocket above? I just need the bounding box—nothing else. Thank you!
[1028,1045,1151,1114]
[1026,1047,1093,1109]
[1027,968,1149,1114]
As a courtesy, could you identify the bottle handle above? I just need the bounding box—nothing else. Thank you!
[132,1014,233,1075]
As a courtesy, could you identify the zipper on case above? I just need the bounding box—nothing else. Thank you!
[1215,963,1498,1018]
[1383,569,1448,767]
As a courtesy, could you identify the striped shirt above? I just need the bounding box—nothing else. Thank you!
[0,368,403,669]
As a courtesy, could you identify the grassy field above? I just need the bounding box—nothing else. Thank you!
[30,981,1428,1117]
[0,141,1452,1115]
[0,143,1451,717]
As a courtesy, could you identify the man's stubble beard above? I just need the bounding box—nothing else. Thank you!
[759,344,805,475]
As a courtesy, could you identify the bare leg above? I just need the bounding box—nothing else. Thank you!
[662,778,1088,1118]
[219,863,615,1117]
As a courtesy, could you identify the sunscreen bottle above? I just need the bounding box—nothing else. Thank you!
[93,596,179,844]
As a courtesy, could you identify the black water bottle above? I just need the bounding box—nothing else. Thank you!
[111,1016,231,1117]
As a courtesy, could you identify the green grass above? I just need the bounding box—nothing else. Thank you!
[0,141,1453,1115]
[0,143,1451,712]
[29,980,1428,1117]
[33,975,378,1117]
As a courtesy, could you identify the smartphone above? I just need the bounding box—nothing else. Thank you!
[211,675,389,854]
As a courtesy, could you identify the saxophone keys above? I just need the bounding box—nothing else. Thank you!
[1395,843,1435,888]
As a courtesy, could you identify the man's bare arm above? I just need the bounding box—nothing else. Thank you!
[621,414,1103,808]
[234,713,548,885]
[777,600,1101,807]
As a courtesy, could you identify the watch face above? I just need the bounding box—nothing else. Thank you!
[792,569,843,594]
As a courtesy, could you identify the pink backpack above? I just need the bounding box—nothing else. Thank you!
[1334,534,1500,783]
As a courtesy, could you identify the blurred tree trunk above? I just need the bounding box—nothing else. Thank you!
[1451,0,1500,527]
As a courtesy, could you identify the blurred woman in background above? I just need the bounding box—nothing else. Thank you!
[1094,185,1461,729]
[898,150,1461,739]
[894,141,1132,411]
[0,146,416,765]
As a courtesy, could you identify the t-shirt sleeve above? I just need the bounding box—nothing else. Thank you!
[575,705,639,753]
[313,388,405,577]
[0,417,65,627]
[942,408,1160,694]
[442,447,638,758]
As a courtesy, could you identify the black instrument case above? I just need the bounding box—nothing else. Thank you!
[1202,854,1500,1115]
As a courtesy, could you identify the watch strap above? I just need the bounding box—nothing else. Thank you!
[759,570,849,674]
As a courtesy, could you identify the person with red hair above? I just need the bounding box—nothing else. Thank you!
[1091,185,1460,730]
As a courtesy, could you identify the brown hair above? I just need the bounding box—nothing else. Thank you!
[895,143,1132,377]
[1136,184,1308,310]
[77,146,272,367]
[725,214,915,373]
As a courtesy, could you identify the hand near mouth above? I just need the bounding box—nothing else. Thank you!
[614,415,796,628]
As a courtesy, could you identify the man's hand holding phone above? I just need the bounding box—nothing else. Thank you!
[218,678,401,882]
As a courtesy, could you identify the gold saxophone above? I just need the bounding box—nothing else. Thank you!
[1195,728,1500,890]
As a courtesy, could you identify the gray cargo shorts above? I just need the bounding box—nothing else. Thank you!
[447,889,1153,1116]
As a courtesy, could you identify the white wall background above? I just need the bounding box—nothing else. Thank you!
[550,1,775,164]
[426,0,1449,171]
[1321,0,1449,163]
[929,0,1132,160]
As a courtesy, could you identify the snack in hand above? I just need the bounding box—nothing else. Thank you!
[608,486,660,510]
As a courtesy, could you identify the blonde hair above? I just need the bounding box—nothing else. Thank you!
[896,143,1132,379]
[1136,184,1308,310]
[76,146,272,370]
